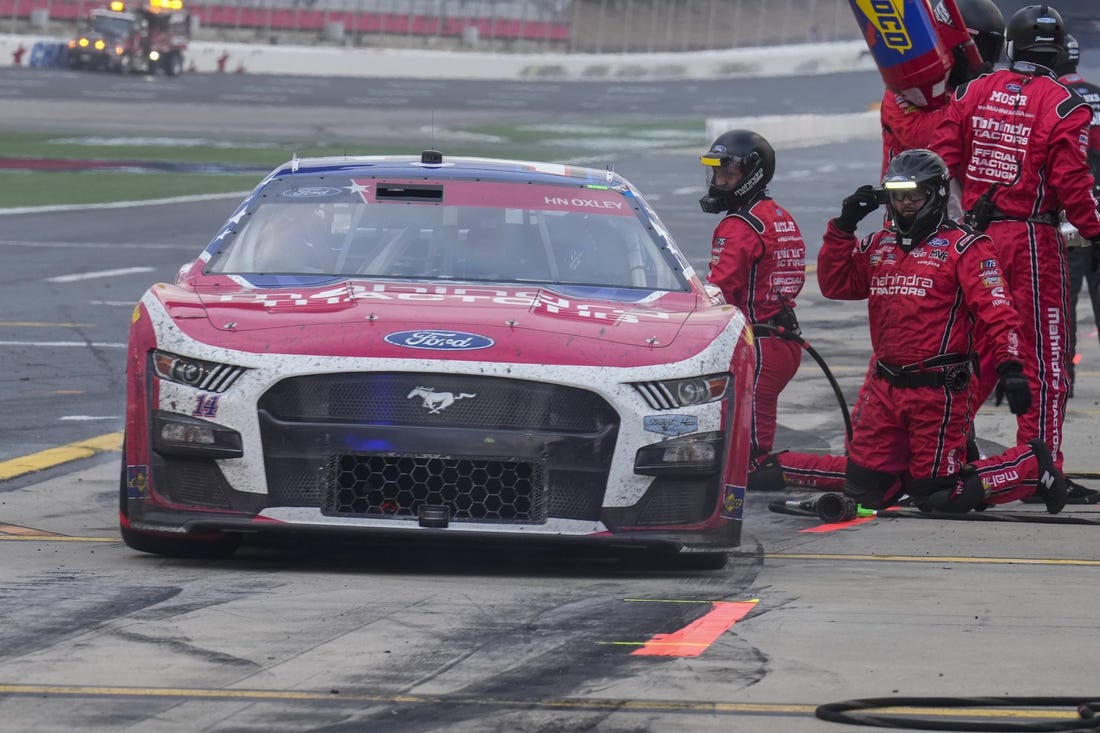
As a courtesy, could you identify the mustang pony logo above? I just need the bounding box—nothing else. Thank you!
[408,386,476,413]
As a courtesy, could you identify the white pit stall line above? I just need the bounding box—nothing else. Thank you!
[46,267,154,283]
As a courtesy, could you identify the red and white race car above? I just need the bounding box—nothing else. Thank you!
[121,150,755,568]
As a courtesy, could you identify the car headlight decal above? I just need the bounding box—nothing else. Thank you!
[632,374,730,410]
[151,350,246,393]
[153,411,243,459]
[634,430,724,476]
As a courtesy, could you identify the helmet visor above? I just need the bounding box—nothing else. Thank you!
[701,153,743,191]
[701,153,742,168]
[883,181,931,205]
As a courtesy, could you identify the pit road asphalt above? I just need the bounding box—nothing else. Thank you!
[1,68,1099,733]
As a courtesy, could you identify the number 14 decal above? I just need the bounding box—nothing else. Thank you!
[193,394,220,417]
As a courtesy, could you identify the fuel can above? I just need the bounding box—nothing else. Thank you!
[850,0,953,109]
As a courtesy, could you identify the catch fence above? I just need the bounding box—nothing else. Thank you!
[3,0,863,51]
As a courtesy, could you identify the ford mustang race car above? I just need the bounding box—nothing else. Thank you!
[121,150,755,569]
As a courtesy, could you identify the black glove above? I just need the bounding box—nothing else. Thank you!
[835,184,881,233]
[1089,239,1100,273]
[994,361,1031,415]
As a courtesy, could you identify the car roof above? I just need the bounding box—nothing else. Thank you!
[266,152,633,190]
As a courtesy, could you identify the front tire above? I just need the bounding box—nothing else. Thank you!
[162,51,182,76]
[118,440,240,559]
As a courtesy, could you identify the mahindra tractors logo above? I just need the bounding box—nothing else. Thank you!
[407,386,475,414]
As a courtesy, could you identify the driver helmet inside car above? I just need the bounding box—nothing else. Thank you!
[458,209,516,277]
[252,205,332,273]
[552,213,623,281]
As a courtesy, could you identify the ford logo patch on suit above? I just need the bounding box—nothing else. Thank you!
[385,330,495,350]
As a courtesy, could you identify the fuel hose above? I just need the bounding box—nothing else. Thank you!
[751,322,853,442]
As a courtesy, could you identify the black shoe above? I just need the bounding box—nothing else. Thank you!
[747,453,787,492]
[920,473,987,514]
[1028,439,1067,514]
[1065,479,1100,505]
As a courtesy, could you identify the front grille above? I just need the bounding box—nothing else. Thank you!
[259,373,616,432]
[546,469,606,520]
[322,454,547,523]
[159,458,233,509]
[259,374,618,523]
[634,479,714,526]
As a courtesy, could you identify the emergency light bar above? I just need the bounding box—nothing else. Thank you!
[148,0,184,11]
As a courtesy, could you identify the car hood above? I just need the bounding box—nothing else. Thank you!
[169,280,720,364]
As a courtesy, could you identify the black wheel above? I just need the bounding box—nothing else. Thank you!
[121,526,241,559]
[118,439,240,559]
[162,51,182,76]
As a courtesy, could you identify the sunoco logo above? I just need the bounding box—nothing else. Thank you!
[857,0,912,52]
[384,330,494,350]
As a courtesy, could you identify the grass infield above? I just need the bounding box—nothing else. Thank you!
[0,120,705,209]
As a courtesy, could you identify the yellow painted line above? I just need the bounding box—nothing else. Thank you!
[766,552,1100,566]
[0,685,1080,720]
[0,683,812,713]
[0,322,94,327]
[0,432,122,481]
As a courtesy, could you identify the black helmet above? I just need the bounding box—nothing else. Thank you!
[1006,4,1065,68]
[1055,33,1079,75]
[955,0,1005,65]
[881,149,950,248]
[699,129,775,214]
[946,0,1005,86]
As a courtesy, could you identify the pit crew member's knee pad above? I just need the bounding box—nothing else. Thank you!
[842,460,898,510]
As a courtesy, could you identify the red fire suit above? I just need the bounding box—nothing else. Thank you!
[881,90,952,175]
[762,85,976,495]
[1058,72,1100,166]
[707,197,805,467]
[757,88,965,495]
[930,62,1100,465]
[1060,71,1100,381]
[817,218,1024,488]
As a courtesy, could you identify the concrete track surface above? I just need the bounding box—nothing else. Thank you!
[2,69,1100,733]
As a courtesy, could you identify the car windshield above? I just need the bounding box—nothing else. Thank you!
[88,13,134,37]
[205,176,689,291]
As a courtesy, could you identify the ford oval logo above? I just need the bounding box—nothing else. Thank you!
[281,187,343,198]
[384,330,494,350]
